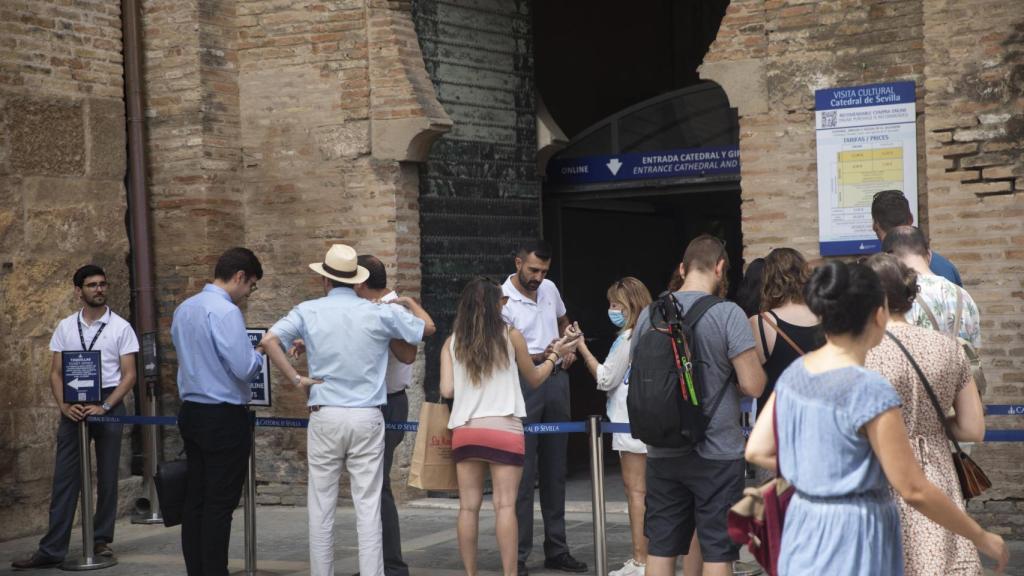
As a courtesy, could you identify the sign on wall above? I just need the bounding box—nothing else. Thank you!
[247,328,271,407]
[546,146,740,187]
[815,81,918,256]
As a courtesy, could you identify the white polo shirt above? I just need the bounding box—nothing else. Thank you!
[501,276,566,354]
[49,307,140,389]
[381,290,414,394]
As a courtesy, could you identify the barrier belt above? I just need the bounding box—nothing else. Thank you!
[84,412,1024,442]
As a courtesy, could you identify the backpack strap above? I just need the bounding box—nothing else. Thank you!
[677,294,729,418]
[920,297,943,334]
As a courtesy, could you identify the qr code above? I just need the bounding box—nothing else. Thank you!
[821,110,838,128]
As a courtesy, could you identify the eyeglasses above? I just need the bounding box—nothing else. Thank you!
[84,281,108,289]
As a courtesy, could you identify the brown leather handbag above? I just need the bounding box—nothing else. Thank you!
[887,331,992,500]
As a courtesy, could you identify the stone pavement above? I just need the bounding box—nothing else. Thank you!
[1,485,1012,575]
[0,502,762,576]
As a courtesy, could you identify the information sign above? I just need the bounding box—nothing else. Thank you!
[815,81,918,256]
[246,328,271,407]
[62,351,102,404]
[546,146,740,186]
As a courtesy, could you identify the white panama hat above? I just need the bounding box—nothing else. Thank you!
[308,244,370,285]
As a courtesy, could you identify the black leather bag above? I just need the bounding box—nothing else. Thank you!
[154,459,188,527]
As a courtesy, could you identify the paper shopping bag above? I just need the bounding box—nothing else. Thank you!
[407,401,457,491]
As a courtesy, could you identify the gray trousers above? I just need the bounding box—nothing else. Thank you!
[38,402,125,561]
[381,390,410,576]
[517,369,570,563]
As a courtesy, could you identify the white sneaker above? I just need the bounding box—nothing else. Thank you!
[609,559,645,576]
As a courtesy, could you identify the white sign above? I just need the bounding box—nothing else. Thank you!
[815,81,918,256]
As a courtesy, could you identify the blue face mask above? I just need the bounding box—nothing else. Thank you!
[608,309,626,328]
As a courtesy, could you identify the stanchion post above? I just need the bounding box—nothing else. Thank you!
[132,382,164,525]
[234,410,274,576]
[61,420,117,571]
[587,415,607,576]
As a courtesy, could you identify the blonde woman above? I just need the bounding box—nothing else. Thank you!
[576,277,652,576]
[440,278,578,576]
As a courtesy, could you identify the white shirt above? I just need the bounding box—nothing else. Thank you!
[50,307,140,389]
[501,276,566,354]
[447,330,527,428]
[381,291,414,394]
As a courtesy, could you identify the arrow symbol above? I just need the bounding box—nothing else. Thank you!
[68,378,94,390]
[859,243,867,250]
[606,158,622,176]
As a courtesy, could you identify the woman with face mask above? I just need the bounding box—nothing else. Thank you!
[576,277,653,576]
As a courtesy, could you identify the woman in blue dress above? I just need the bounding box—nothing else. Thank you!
[745,261,1007,576]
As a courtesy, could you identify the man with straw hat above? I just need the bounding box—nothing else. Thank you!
[260,244,434,576]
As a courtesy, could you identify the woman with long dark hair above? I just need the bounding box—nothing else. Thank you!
[745,261,1007,575]
[440,278,578,576]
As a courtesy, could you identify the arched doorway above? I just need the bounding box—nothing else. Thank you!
[542,81,743,475]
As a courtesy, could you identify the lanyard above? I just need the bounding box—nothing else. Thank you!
[78,312,108,351]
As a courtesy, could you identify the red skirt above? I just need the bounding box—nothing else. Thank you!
[451,416,525,466]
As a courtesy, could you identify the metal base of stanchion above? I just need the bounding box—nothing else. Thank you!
[229,569,278,576]
[130,512,164,525]
[59,556,117,571]
[733,560,763,575]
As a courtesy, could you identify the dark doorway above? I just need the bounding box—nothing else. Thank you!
[546,189,743,469]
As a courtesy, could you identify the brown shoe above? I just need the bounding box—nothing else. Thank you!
[11,552,62,570]
[93,543,113,557]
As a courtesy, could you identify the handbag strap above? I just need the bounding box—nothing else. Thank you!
[760,312,806,356]
[885,330,963,455]
[920,298,943,334]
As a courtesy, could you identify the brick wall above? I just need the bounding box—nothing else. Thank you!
[921,0,1024,557]
[704,0,1024,562]
[0,0,132,541]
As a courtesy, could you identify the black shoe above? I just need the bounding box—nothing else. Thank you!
[545,553,588,573]
[517,562,529,576]
[11,552,62,570]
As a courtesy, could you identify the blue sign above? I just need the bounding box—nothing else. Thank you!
[547,146,740,186]
[815,81,916,112]
[62,351,102,403]
[247,328,271,407]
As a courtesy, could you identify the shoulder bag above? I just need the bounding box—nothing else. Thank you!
[886,331,991,500]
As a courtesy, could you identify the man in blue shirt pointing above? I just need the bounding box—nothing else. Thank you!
[171,247,266,576]
[261,244,434,576]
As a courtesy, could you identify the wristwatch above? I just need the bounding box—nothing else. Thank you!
[294,374,302,385]
[101,401,112,412]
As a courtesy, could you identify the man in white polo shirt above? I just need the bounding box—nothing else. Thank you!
[12,265,139,570]
[503,240,587,576]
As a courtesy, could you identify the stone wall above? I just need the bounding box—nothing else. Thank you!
[921,0,1024,553]
[0,0,131,541]
[703,0,1024,556]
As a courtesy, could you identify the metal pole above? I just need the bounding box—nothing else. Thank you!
[61,421,116,571]
[233,411,273,576]
[587,415,607,576]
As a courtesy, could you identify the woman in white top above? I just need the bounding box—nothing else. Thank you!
[576,277,652,576]
[440,277,578,576]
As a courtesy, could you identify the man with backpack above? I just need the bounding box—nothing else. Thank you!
[629,235,766,576]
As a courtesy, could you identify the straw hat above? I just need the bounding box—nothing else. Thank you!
[309,244,370,285]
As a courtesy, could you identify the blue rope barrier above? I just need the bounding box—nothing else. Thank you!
[986,404,1024,416]
[83,413,1024,442]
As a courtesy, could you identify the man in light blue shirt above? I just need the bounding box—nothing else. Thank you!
[261,244,433,576]
[170,247,265,576]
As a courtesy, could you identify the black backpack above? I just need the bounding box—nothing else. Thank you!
[627,292,728,449]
